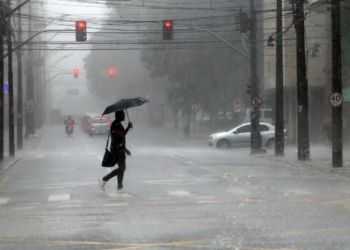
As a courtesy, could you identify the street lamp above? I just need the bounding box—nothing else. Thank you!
[46,53,73,72]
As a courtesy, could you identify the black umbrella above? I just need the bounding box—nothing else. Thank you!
[101,97,149,120]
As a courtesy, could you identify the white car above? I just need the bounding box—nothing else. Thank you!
[208,123,285,149]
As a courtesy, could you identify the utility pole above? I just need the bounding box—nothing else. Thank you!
[0,1,4,160]
[250,0,262,154]
[294,0,309,160]
[16,0,22,150]
[6,0,14,156]
[26,2,35,137]
[331,0,342,167]
[275,0,284,156]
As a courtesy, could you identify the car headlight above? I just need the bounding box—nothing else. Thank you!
[209,135,217,139]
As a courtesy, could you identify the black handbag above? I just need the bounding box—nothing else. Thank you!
[101,132,117,167]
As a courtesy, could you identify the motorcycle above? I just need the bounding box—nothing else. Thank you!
[66,124,74,136]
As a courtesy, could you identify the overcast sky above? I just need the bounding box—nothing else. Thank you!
[42,0,111,115]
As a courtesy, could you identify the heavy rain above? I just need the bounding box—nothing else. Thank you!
[0,0,349,249]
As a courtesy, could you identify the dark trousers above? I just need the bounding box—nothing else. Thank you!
[102,159,126,185]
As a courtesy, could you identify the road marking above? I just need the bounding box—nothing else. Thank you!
[48,194,70,201]
[17,203,40,206]
[284,189,314,195]
[13,207,34,210]
[0,198,9,204]
[105,203,129,206]
[47,169,74,172]
[59,205,82,208]
[18,180,37,183]
[107,193,132,198]
[61,153,71,156]
[196,201,221,204]
[169,191,191,196]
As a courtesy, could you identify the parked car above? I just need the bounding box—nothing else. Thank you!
[208,123,286,149]
[87,115,112,137]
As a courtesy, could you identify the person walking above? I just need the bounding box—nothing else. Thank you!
[99,110,133,191]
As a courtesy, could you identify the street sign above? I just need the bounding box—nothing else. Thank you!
[251,96,262,107]
[329,92,343,108]
[322,68,332,75]
[233,97,242,112]
[22,103,29,111]
[3,81,8,94]
[191,104,199,112]
[26,100,35,114]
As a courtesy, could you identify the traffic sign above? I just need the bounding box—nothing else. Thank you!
[22,103,29,111]
[251,96,262,107]
[233,97,241,105]
[329,92,343,108]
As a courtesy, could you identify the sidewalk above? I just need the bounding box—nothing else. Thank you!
[0,127,45,175]
[156,122,350,177]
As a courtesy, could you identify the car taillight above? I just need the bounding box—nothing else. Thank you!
[68,124,72,128]
[90,123,94,128]
[108,123,111,128]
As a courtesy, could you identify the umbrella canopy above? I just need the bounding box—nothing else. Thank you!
[101,97,149,117]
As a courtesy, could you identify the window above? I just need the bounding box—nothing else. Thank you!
[237,125,251,133]
[259,124,269,132]
[92,118,109,124]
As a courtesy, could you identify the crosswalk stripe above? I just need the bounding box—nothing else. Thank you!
[14,207,34,210]
[107,192,132,198]
[105,203,129,206]
[168,191,192,196]
[0,198,9,204]
[48,194,70,201]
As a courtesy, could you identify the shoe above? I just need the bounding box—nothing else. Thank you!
[99,178,106,191]
[117,184,123,190]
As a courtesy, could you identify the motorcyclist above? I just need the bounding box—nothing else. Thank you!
[64,115,75,133]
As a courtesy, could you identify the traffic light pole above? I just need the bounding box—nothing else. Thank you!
[294,0,310,160]
[16,0,23,150]
[0,0,4,160]
[275,0,284,156]
[26,2,35,137]
[331,0,342,167]
[7,0,14,156]
[249,0,262,154]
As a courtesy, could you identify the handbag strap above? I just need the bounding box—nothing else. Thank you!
[106,131,111,148]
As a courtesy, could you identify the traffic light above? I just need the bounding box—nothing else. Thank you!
[146,94,150,99]
[73,68,79,78]
[108,68,115,77]
[75,21,86,42]
[246,84,251,95]
[162,20,173,40]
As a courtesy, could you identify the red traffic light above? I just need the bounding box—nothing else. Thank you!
[146,94,150,98]
[75,21,87,42]
[164,21,172,28]
[162,20,173,40]
[77,21,86,29]
[73,69,79,78]
[108,68,115,76]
